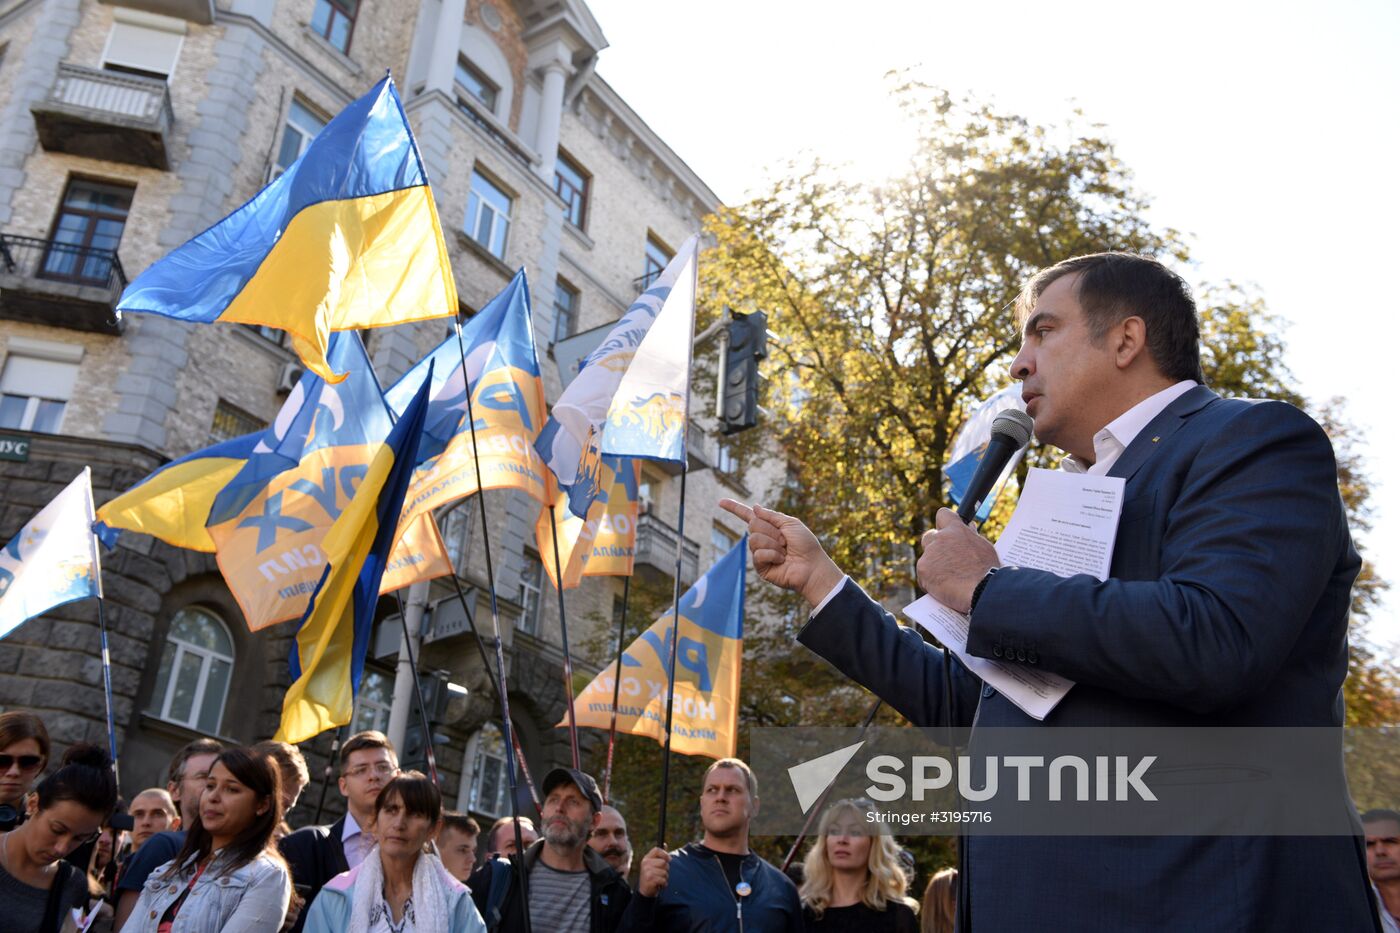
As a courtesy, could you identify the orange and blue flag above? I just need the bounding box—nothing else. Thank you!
[205,333,449,630]
[116,74,457,383]
[387,270,550,525]
[276,362,434,743]
[535,456,639,589]
[564,535,746,758]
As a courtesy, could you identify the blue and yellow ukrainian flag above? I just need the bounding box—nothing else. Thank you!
[386,270,550,525]
[275,363,434,744]
[117,74,457,383]
[94,433,261,552]
[564,535,746,758]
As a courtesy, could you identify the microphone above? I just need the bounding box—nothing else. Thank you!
[955,409,1034,523]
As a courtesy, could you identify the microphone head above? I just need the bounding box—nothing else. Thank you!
[991,409,1035,448]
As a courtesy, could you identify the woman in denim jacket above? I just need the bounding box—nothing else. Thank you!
[126,747,292,932]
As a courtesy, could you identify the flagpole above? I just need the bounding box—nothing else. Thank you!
[655,465,688,848]
[546,504,581,769]
[779,698,883,873]
[93,595,119,784]
[389,587,439,786]
[602,574,630,803]
[452,316,532,933]
[310,726,345,826]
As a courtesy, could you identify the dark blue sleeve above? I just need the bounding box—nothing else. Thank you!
[116,831,181,892]
[968,401,1349,713]
[797,578,983,727]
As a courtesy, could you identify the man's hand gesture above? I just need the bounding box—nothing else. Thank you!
[718,499,844,609]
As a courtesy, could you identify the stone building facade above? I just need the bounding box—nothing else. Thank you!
[0,0,782,827]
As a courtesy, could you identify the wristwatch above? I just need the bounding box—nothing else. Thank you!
[970,566,1009,613]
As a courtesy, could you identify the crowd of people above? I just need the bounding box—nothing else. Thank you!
[0,708,986,932]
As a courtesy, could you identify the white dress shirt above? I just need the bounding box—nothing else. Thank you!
[342,811,375,869]
[808,380,1199,615]
[1060,380,1197,476]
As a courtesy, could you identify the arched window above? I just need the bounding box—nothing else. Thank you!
[463,722,511,818]
[147,607,234,735]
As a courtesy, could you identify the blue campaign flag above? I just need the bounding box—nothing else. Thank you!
[945,385,1028,522]
[0,469,101,638]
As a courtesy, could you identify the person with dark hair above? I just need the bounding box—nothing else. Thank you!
[470,767,630,933]
[588,805,632,879]
[1363,809,1400,933]
[799,798,918,932]
[303,771,484,932]
[0,741,117,933]
[624,758,802,932]
[484,815,538,858]
[280,730,399,933]
[721,250,1378,930]
[125,746,291,932]
[439,811,481,883]
[112,737,223,931]
[0,710,51,832]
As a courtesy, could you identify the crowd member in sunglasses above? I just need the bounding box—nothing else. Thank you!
[0,710,50,832]
[798,799,918,932]
[0,742,118,933]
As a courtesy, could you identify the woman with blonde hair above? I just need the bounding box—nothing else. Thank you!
[799,798,918,932]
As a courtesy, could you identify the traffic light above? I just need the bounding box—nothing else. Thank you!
[401,670,452,774]
[721,310,767,435]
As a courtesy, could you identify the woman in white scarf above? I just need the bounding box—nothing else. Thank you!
[303,771,484,933]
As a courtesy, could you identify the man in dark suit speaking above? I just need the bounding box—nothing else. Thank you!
[720,252,1379,931]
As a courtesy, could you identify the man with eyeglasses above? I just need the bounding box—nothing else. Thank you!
[280,729,399,933]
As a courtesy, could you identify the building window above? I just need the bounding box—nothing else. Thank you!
[711,523,738,561]
[637,471,658,515]
[351,668,393,735]
[466,722,510,818]
[553,278,579,343]
[43,180,133,284]
[715,442,738,474]
[147,606,234,735]
[274,98,328,179]
[101,11,184,80]
[209,400,261,443]
[518,550,543,636]
[554,151,589,230]
[641,235,672,289]
[0,349,80,434]
[441,505,471,573]
[311,0,357,53]
[465,170,512,260]
[455,56,499,113]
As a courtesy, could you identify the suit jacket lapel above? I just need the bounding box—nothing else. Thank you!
[329,816,349,875]
[1107,384,1218,483]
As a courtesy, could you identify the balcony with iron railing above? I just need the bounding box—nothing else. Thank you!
[634,510,701,587]
[31,63,174,169]
[0,234,126,335]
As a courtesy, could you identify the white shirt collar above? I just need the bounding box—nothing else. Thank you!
[1063,380,1197,475]
[343,810,363,842]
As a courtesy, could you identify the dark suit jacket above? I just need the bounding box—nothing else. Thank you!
[799,386,1379,932]
[279,816,349,933]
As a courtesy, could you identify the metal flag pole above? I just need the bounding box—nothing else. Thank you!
[451,314,531,933]
[389,587,439,785]
[94,595,119,785]
[310,726,345,826]
[602,574,631,803]
[654,465,688,848]
[780,698,883,872]
[546,505,581,768]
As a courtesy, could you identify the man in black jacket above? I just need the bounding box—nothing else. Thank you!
[280,730,398,933]
[622,758,802,933]
[470,767,629,932]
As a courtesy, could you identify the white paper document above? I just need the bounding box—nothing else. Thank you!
[904,468,1126,720]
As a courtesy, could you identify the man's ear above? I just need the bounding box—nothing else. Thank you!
[1114,316,1150,370]
[590,810,603,832]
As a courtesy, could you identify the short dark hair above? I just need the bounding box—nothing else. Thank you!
[1361,808,1400,828]
[166,738,224,786]
[34,743,117,818]
[442,811,480,837]
[339,731,396,772]
[1017,252,1204,384]
[0,711,50,768]
[375,771,441,824]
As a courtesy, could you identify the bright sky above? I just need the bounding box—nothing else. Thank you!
[586,0,1400,656]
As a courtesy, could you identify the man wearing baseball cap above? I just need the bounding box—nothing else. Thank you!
[469,766,631,932]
